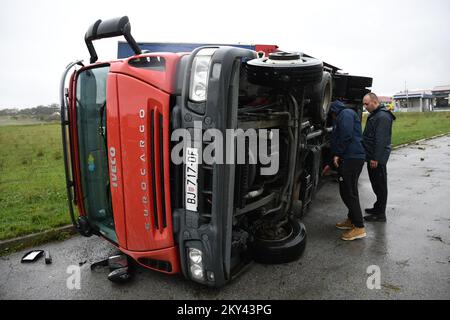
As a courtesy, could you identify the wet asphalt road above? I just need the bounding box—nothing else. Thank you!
[1,136,450,300]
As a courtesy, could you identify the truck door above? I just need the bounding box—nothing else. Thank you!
[74,65,118,243]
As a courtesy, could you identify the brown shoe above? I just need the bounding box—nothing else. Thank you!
[336,219,354,230]
[341,227,367,241]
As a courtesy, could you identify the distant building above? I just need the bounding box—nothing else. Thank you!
[393,85,450,112]
[431,85,450,110]
[393,89,434,112]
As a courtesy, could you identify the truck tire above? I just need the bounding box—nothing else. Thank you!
[309,72,332,124]
[246,52,323,88]
[250,218,307,264]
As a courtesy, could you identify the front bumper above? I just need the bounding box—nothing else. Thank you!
[174,46,257,287]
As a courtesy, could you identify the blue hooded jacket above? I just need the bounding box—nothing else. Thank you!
[330,101,366,160]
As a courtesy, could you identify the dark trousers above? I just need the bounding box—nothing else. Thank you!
[338,159,365,228]
[367,163,388,216]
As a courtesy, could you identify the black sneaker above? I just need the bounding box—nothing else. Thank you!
[364,215,387,222]
[365,208,380,215]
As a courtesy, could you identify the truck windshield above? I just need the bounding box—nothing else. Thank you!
[76,65,117,243]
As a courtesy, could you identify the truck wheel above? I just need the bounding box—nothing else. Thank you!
[250,218,307,264]
[309,72,332,125]
[246,52,323,88]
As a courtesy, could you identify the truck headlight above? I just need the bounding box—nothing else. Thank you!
[188,248,203,264]
[190,264,204,280]
[188,248,205,281]
[189,48,217,102]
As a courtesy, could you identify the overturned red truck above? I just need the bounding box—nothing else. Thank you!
[60,16,372,287]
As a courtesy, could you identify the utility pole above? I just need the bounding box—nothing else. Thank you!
[405,80,409,109]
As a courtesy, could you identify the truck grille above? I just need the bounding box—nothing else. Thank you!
[150,109,167,231]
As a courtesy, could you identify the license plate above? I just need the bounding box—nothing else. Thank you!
[185,147,199,212]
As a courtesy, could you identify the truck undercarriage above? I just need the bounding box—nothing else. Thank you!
[60,16,372,287]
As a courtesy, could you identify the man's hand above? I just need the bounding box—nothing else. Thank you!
[370,160,378,169]
[333,156,340,168]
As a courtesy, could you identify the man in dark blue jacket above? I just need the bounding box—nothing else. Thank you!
[330,100,367,241]
[362,93,396,222]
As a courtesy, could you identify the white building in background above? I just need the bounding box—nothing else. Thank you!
[393,90,434,112]
[431,85,450,111]
[393,85,450,112]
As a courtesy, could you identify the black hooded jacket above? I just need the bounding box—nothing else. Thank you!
[363,106,396,165]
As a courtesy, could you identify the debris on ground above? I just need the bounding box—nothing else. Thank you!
[90,258,109,271]
[382,283,402,291]
[396,259,410,268]
[20,250,44,263]
[428,235,445,243]
[79,260,87,267]
[44,251,52,265]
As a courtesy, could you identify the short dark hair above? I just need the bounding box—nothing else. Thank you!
[365,93,379,103]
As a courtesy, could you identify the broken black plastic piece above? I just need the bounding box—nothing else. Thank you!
[44,251,52,264]
[108,267,131,283]
[90,258,109,271]
[108,254,128,271]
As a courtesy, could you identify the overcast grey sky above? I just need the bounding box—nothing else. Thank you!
[0,0,449,108]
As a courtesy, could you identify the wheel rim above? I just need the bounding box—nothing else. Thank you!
[268,51,301,61]
[255,222,294,242]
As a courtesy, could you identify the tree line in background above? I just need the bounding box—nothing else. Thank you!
[0,104,60,121]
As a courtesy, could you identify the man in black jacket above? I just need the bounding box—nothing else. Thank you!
[362,93,396,222]
[330,100,367,241]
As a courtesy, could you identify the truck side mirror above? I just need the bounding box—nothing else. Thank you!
[85,16,142,64]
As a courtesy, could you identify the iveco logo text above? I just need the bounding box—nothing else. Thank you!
[109,147,118,188]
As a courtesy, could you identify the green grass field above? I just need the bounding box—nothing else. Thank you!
[0,123,69,240]
[362,111,450,146]
[0,112,450,241]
